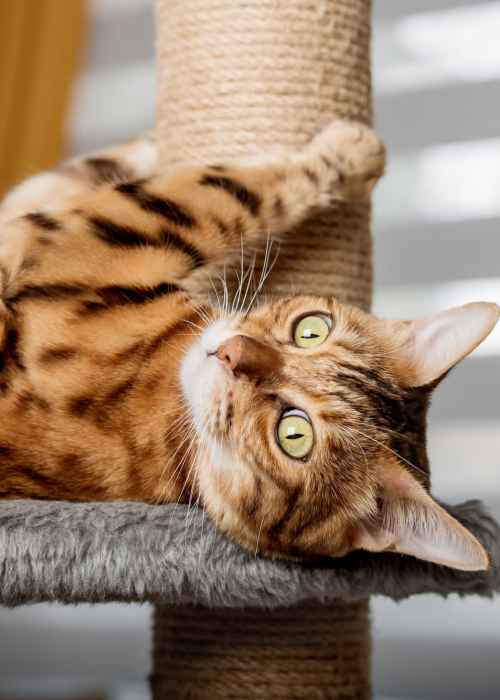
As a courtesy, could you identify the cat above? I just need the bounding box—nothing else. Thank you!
[0,120,497,572]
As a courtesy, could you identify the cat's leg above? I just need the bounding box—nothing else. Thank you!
[126,119,385,267]
[0,134,157,224]
[61,133,158,187]
[45,119,383,287]
[0,120,383,314]
[0,134,159,340]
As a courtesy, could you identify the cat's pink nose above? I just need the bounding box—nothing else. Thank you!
[215,335,245,372]
[215,335,281,377]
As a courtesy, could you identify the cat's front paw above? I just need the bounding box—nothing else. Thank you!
[306,119,386,202]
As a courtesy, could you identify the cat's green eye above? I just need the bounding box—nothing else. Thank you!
[294,314,331,348]
[277,409,314,459]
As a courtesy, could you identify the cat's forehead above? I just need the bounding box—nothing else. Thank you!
[239,296,406,405]
[270,295,333,323]
[279,354,374,407]
[246,295,344,328]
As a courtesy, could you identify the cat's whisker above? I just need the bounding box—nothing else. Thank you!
[238,252,257,315]
[167,443,199,531]
[238,234,249,308]
[185,439,206,518]
[185,463,206,549]
[183,485,197,544]
[175,332,203,340]
[209,266,232,321]
[197,307,216,330]
[182,319,205,332]
[256,231,273,294]
[240,246,262,317]
[208,280,222,317]
[167,423,196,464]
[157,413,199,504]
[341,425,369,470]
[196,495,207,579]
[163,399,192,433]
[224,267,233,317]
[232,271,242,316]
[234,236,261,316]
[243,233,280,317]
[219,263,228,317]
[155,430,196,505]
[160,422,192,459]
[348,425,429,479]
[181,418,214,545]
[173,413,208,514]
[254,515,265,557]
[167,426,198,479]
[231,235,246,315]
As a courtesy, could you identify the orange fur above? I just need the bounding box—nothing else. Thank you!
[0,121,495,570]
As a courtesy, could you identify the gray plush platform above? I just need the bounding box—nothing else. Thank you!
[1,499,499,608]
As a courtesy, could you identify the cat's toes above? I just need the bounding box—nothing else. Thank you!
[309,119,386,201]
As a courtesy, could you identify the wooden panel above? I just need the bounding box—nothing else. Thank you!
[0,0,86,196]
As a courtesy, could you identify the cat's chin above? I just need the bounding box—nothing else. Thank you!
[180,317,237,434]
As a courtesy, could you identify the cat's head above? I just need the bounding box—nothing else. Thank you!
[181,295,499,571]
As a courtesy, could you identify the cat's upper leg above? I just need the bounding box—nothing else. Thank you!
[0,134,158,224]
[0,172,86,224]
[63,133,158,188]
[0,217,31,302]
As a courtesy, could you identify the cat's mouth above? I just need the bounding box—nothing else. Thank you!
[180,318,238,437]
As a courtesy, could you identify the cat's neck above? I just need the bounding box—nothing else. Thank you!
[133,303,214,505]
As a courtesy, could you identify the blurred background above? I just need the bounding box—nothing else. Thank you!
[0,1,499,699]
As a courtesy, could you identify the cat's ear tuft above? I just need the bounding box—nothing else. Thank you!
[351,462,489,572]
[388,302,499,387]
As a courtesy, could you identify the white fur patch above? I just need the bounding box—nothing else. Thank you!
[1,173,82,222]
[180,318,236,433]
[125,139,158,177]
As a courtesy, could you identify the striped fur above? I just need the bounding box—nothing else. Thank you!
[0,121,492,569]
[188,296,432,558]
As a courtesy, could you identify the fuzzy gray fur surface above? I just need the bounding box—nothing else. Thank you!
[0,499,499,607]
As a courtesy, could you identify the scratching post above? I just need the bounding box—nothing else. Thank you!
[154,0,373,697]
[1,1,499,695]
[155,0,372,308]
[152,602,371,699]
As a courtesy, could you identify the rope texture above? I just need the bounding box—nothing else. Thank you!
[152,602,371,699]
[155,0,373,308]
[154,0,373,696]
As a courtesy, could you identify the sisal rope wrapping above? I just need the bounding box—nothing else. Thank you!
[154,0,373,697]
[152,602,371,700]
[155,0,372,309]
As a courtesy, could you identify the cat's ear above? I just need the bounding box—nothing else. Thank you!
[351,462,489,571]
[387,302,499,387]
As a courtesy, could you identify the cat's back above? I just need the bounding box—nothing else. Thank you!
[0,146,199,501]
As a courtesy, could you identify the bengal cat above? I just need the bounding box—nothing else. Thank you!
[0,121,497,571]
